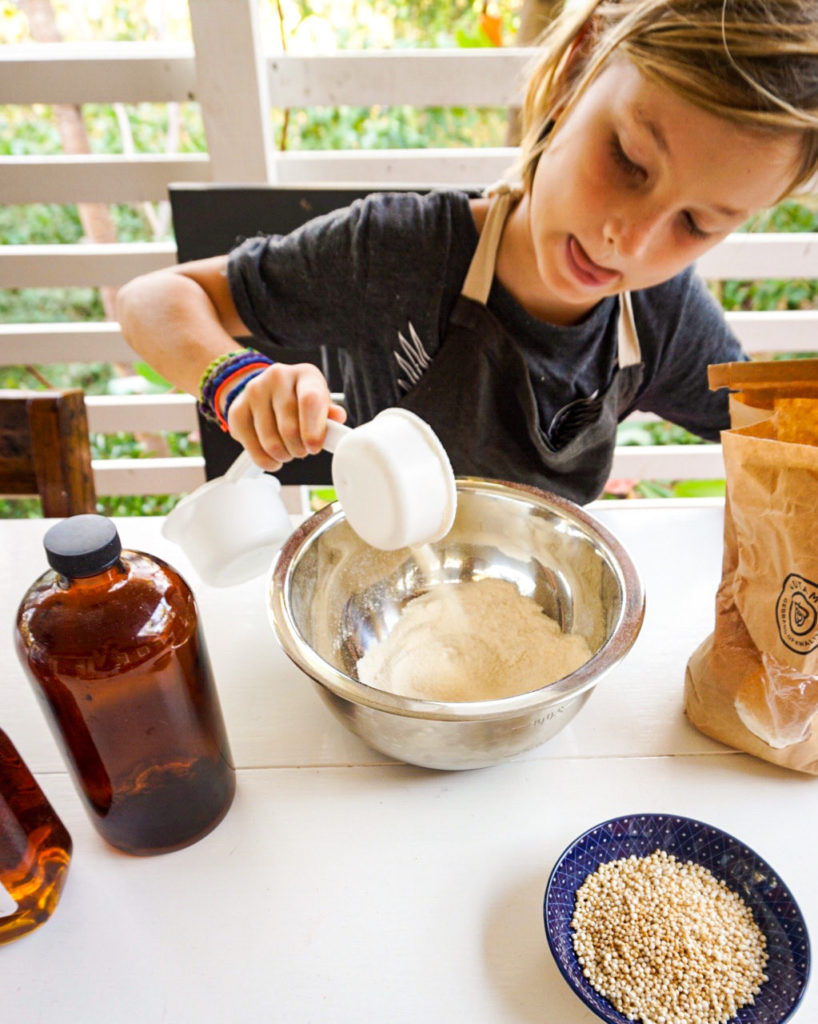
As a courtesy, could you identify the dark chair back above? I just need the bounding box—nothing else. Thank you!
[0,388,96,517]
[169,183,382,483]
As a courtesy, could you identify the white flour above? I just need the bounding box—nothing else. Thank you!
[356,577,592,701]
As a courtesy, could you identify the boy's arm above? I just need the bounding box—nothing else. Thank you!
[115,256,343,470]
[115,256,245,396]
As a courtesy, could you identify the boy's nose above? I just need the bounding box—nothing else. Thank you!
[604,207,664,261]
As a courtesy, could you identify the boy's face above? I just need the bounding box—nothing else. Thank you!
[506,58,801,324]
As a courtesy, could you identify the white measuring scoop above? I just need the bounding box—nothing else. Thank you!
[325,407,456,551]
[162,407,456,586]
[161,450,292,588]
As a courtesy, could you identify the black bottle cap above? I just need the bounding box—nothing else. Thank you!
[44,514,122,578]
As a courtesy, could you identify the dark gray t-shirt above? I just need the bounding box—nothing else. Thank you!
[227,189,745,443]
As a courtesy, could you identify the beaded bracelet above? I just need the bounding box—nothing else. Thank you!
[197,348,274,426]
[198,350,247,421]
[200,350,268,412]
[221,368,269,424]
[197,350,237,406]
[212,361,273,431]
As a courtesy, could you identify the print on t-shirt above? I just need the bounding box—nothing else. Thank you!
[395,321,432,393]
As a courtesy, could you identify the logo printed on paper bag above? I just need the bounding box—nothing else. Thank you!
[776,573,818,653]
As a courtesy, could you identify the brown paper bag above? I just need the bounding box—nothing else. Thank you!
[685,359,818,773]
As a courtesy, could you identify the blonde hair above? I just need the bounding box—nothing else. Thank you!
[517,0,818,196]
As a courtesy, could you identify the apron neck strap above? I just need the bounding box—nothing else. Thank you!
[617,290,641,368]
[461,183,519,305]
[462,182,642,367]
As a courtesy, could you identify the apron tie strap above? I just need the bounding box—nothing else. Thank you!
[461,183,642,368]
[461,183,521,305]
[616,290,641,368]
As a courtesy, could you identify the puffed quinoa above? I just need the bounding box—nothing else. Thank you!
[570,849,768,1024]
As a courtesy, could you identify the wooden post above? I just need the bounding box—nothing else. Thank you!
[0,389,96,517]
[28,391,96,517]
[188,0,276,183]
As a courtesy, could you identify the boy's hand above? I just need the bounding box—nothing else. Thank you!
[226,362,347,471]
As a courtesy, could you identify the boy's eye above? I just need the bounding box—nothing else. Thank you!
[609,136,646,182]
[682,211,709,239]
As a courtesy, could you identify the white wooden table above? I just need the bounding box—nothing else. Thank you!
[1,504,814,1023]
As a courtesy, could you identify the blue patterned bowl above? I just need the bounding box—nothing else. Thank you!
[544,813,810,1024]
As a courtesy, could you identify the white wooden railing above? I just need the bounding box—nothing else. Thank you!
[1,0,817,503]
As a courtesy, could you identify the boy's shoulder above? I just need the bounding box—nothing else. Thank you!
[631,264,718,334]
[345,188,476,236]
[630,263,738,366]
[311,188,479,280]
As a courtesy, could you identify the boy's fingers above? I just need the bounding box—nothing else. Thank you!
[296,369,333,454]
[241,364,303,460]
[232,361,334,462]
[271,392,308,459]
[251,396,293,464]
[229,401,284,471]
[328,402,348,424]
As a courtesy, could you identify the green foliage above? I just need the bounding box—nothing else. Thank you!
[632,480,674,499]
[0,105,63,155]
[671,479,726,498]
[616,421,704,447]
[309,486,337,510]
[716,200,818,313]
[90,430,200,460]
[281,103,508,151]
[0,493,184,519]
[608,422,726,500]
[0,202,82,244]
[284,0,517,48]
[96,494,183,516]
[134,361,173,389]
[0,362,116,393]
[0,289,105,325]
[744,199,818,233]
[81,102,206,155]
[602,478,726,500]
[0,498,43,519]
[719,275,818,313]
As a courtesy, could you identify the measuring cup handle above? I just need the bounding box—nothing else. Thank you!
[224,450,263,483]
[323,419,351,454]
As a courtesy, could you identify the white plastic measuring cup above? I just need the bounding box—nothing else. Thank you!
[326,408,456,551]
[162,407,456,586]
[162,450,292,588]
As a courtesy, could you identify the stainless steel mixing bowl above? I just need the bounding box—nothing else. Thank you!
[267,478,644,770]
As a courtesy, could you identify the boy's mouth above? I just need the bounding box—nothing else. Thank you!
[566,236,620,288]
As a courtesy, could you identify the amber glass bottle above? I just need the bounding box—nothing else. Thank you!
[15,515,235,856]
[0,729,72,945]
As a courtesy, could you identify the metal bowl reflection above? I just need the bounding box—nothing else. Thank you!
[267,478,644,770]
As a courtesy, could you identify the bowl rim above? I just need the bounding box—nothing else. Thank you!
[543,811,812,1024]
[268,477,646,722]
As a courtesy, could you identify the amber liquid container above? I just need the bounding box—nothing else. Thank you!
[0,729,72,944]
[15,515,235,856]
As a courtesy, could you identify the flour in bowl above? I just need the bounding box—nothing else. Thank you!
[356,577,592,701]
